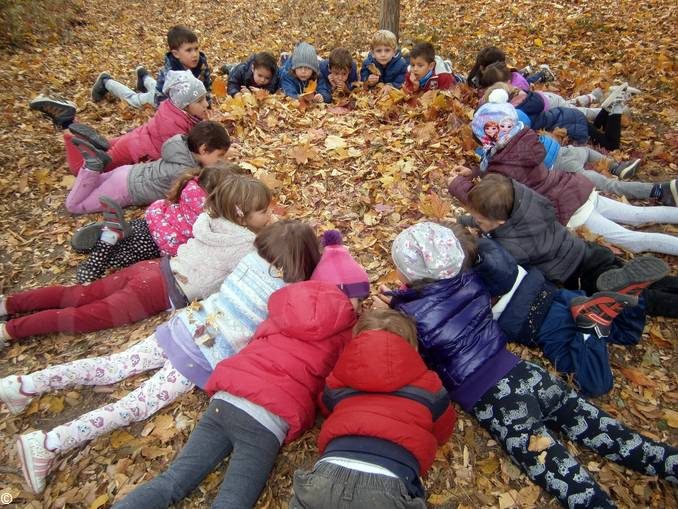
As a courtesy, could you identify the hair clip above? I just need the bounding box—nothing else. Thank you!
[235,205,244,217]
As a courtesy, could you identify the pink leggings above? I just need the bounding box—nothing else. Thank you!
[65,164,133,214]
[5,260,169,340]
[20,335,193,452]
[64,132,135,175]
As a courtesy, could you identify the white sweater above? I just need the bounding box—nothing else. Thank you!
[169,213,255,301]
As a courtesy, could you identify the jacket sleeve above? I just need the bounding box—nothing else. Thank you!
[280,71,301,98]
[317,73,333,103]
[201,55,212,93]
[155,64,170,98]
[402,70,415,93]
[447,175,474,204]
[227,63,248,96]
[385,59,408,88]
[436,73,456,90]
[359,58,371,82]
[347,61,358,89]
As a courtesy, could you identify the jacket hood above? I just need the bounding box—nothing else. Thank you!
[191,214,255,247]
[331,329,428,392]
[491,128,546,168]
[267,280,356,341]
[161,134,197,166]
[496,180,554,238]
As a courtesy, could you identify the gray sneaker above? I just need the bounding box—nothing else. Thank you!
[29,94,76,129]
[135,66,149,92]
[91,72,111,102]
[612,159,641,180]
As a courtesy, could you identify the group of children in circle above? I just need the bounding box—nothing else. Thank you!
[1,21,677,509]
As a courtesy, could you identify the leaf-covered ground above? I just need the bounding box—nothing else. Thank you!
[1,0,677,507]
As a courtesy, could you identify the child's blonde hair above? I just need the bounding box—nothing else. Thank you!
[353,309,418,349]
[371,29,397,49]
[204,174,272,225]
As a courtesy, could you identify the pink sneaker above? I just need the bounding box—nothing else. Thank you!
[0,375,34,414]
[17,431,57,494]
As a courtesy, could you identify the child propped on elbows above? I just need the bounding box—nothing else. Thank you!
[64,119,229,215]
[0,174,272,343]
[402,42,456,94]
[112,230,370,509]
[289,309,457,509]
[0,220,320,495]
[227,51,280,96]
[30,70,210,175]
[377,221,678,509]
[280,42,324,102]
[91,24,212,109]
[317,48,358,103]
[360,29,408,90]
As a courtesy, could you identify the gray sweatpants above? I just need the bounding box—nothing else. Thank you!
[105,75,158,109]
[554,146,652,200]
[113,399,281,509]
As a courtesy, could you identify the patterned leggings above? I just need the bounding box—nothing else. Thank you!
[20,335,193,453]
[76,219,161,283]
[472,361,678,509]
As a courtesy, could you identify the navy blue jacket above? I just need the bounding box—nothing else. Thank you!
[155,52,212,104]
[359,50,408,88]
[389,271,508,394]
[531,107,590,144]
[317,59,358,103]
[227,55,280,96]
[279,56,317,98]
[515,90,545,121]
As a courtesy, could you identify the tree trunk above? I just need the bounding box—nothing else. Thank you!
[379,0,400,42]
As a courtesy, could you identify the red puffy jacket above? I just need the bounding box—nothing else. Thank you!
[205,280,355,443]
[318,329,457,474]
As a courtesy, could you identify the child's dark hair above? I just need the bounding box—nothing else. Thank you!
[252,52,278,75]
[187,121,231,154]
[467,174,515,221]
[478,61,511,88]
[328,48,353,71]
[410,42,436,64]
[204,173,272,224]
[166,164,248,203]
[467,46,506,84]
[353,309,418,349]
[254,220,321,283]
[167,25,198,51]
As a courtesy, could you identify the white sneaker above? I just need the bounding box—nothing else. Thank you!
[17,431,57,494]
[600,83,628,111]
[0,375,34,414]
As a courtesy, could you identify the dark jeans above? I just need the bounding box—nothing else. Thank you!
[472,361,678,509]
[588,109,621,150]
[289,462,426,509]
[113,399,281,509]
[564,242,621,295]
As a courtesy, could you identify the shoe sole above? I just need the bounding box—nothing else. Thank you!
[69,123,109,151]
[91,72,110,102]
[617,159,640,180]
[600,84,627,110]
[29,98,76,127]
[596,256,669,295]
[71,222,104,253]
[71,137,112,169]
[16,435,42,493]
[0,380,29,415]
[135,67,148,93]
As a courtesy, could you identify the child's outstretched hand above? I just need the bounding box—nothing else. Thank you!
[313,93,324,103]
[372,284,393,309]
[408,72,420,91]
[367,74,380,86]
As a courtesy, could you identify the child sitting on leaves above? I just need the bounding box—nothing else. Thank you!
[91,24,212,109]
[360,29,409,90]
[30,70,210,175]
[227,51,280,96]
[289,309,456,509]
[0,174,272,343]
[65,120,229,215]
[317,47,358,103]
[71,164,247,283]
[376,221,678,509]
[280,42,324,102]
[0,220,320,496]
[113,230,370,509]
[402,42,456,94]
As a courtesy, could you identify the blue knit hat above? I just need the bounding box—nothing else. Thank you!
[472,89,523,147]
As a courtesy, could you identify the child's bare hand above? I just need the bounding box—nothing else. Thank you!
[313,93,324,103]
[240,86,250,93]
[371,284,393,309]
[452,165,473,177]
[367,74,380,86]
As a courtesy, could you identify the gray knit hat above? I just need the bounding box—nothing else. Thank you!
[162,70,207,109]
[291,42,320,75]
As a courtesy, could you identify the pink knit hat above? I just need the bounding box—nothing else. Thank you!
[311,230,370,299]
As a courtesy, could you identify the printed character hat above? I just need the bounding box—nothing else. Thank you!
[472,88,524,146]
[311,230,370,299]
[291,42,320,75]
[162,70,207,109]
[391,222,465,282]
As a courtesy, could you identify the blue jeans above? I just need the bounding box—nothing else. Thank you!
[113,399,280,509]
